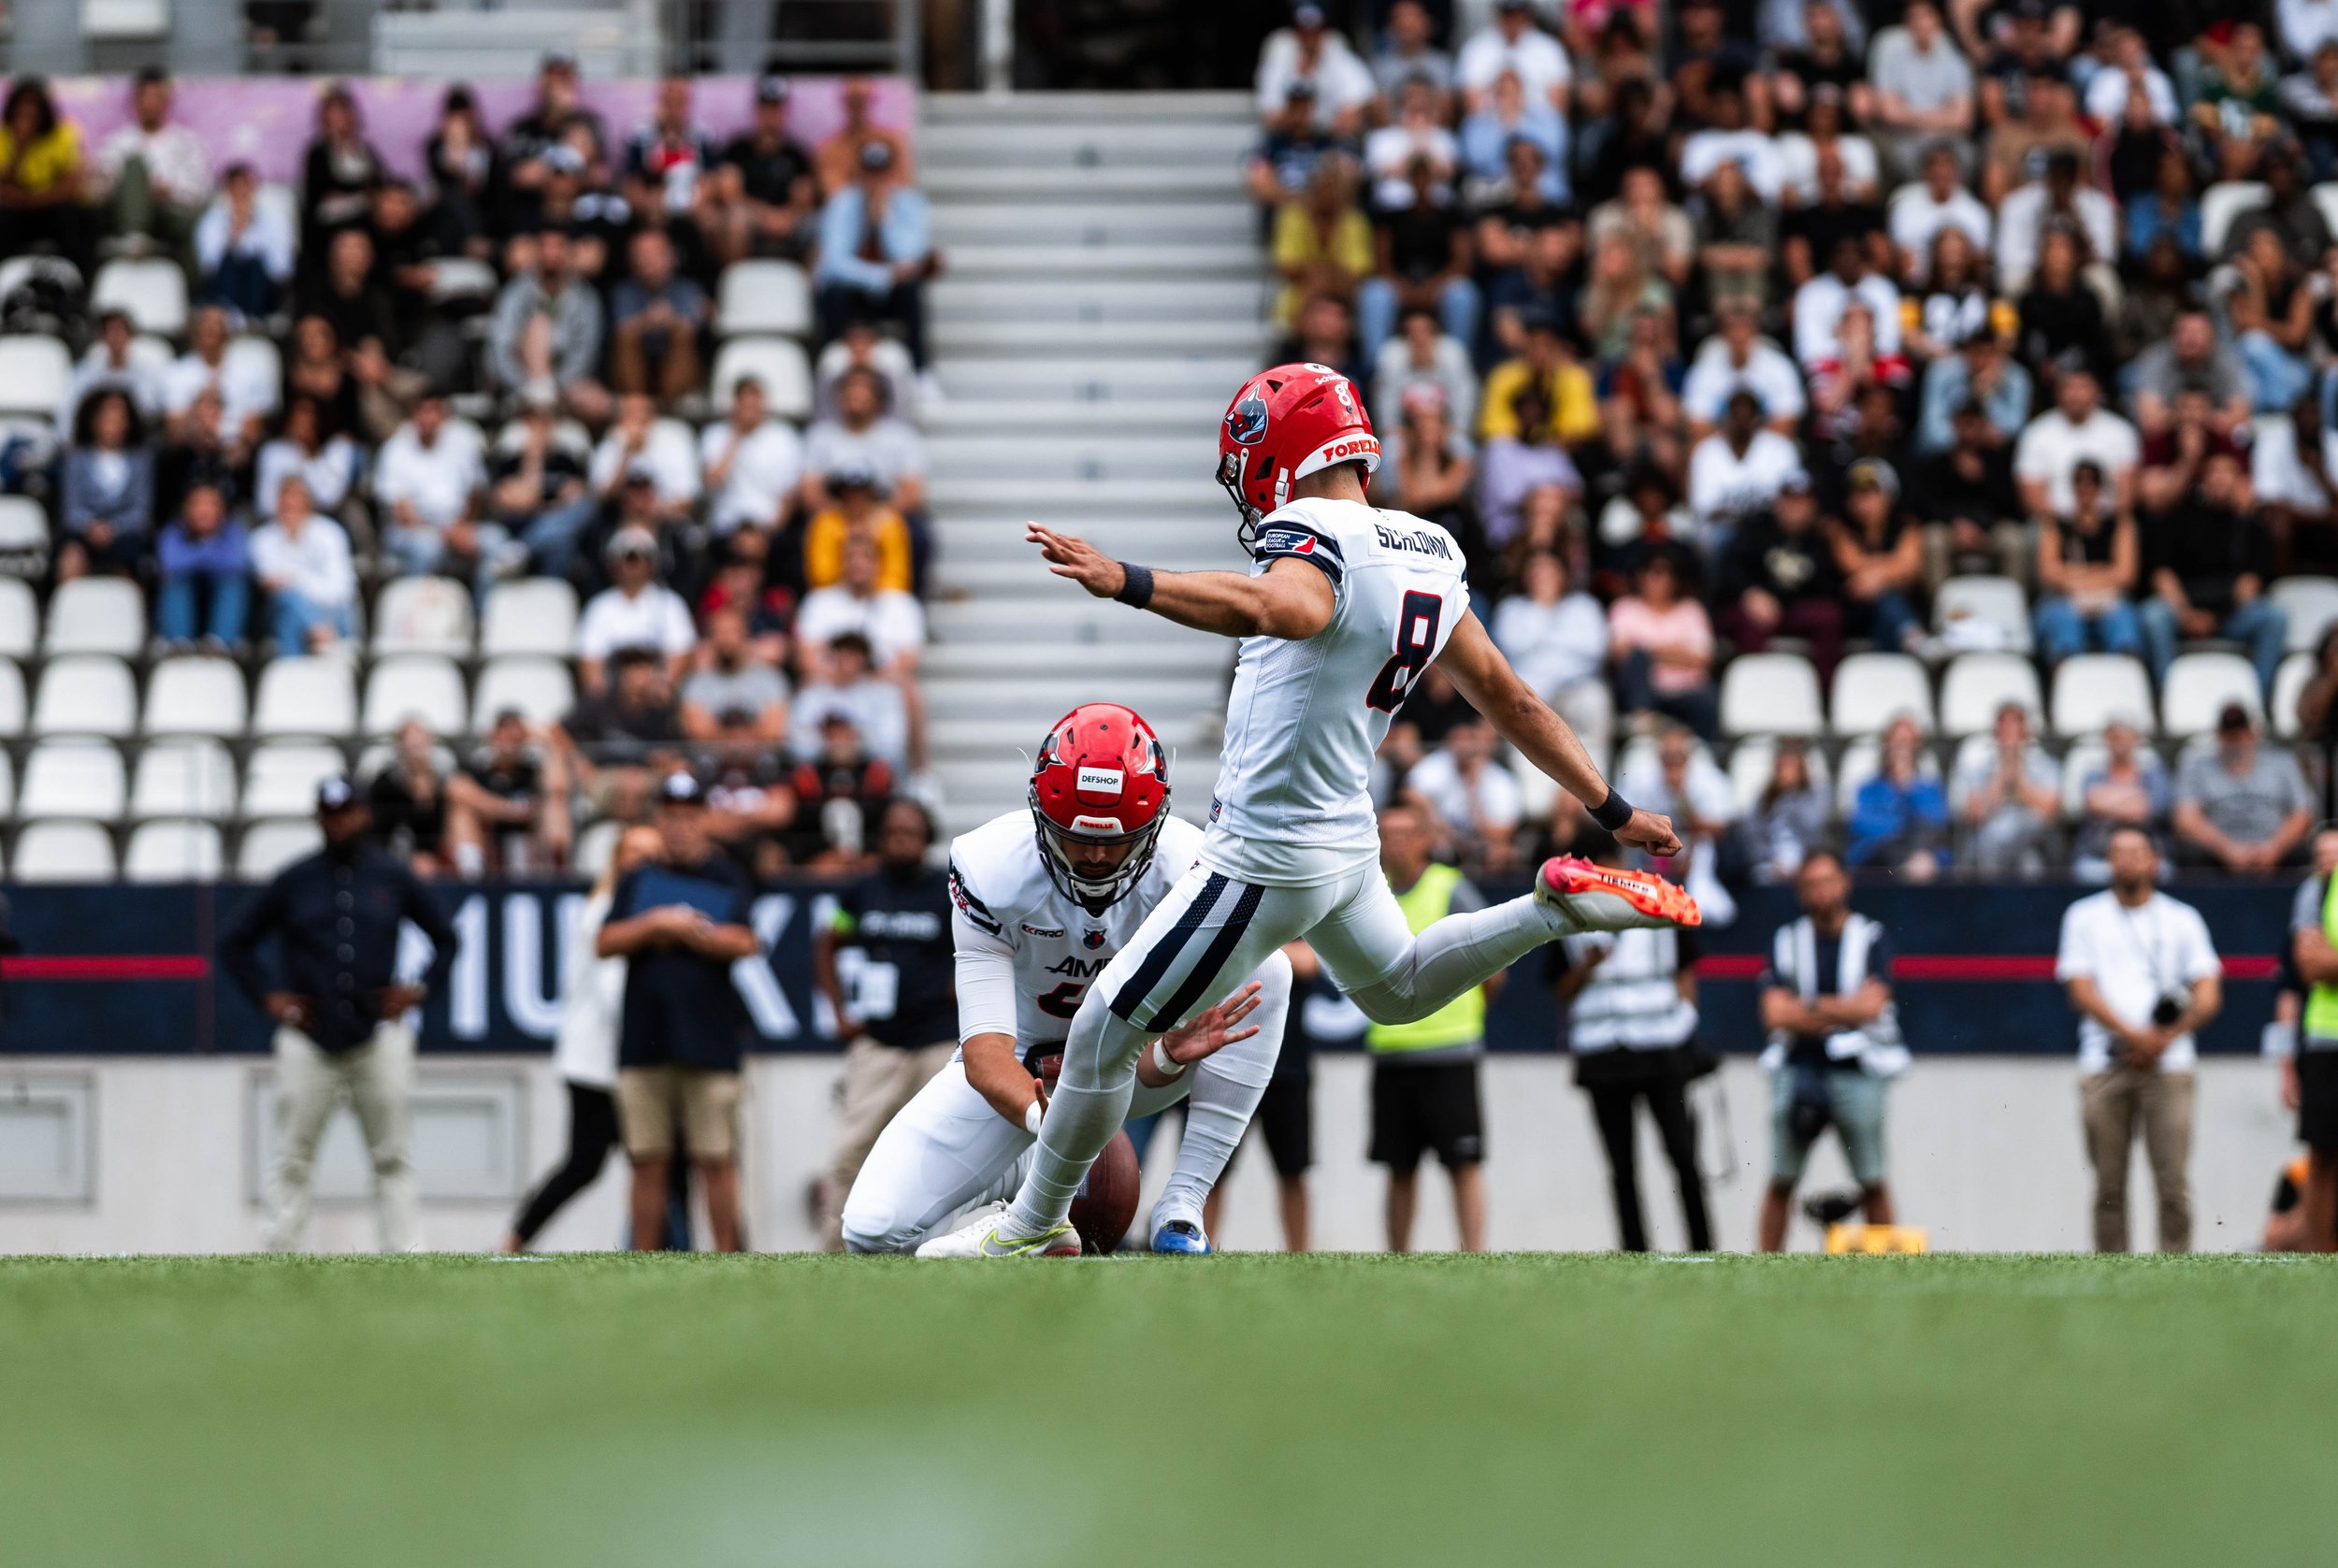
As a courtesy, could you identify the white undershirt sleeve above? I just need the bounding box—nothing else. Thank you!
[953,907,1021,1045]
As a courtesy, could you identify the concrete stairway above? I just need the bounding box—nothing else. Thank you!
[919,92,1268,835]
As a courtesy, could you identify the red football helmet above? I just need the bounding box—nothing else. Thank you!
[1029,702,1171,909]
[1217,362,1380,543]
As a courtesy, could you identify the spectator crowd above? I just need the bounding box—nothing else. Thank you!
[0,59,940,882]
[1250,0,2338,886]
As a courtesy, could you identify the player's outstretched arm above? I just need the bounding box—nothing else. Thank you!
[1028,524,1334,640]
[1435,611,1684,857]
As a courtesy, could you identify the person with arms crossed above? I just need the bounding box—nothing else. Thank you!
[2056,826,2222,1253]
[221,776,458,1254]
[843,705,1290,1255]
[1756,850,1905,1252]
[921,363,1695,1259]
[814,798,959,1250]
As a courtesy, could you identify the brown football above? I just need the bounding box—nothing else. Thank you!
[1067,1129,1141,1255]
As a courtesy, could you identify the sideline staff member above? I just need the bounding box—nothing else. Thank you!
[814,798,957,1250]
[1367,803,1496,1254]
[599,773,761,1252]
[2285,825,2338,1251]
[222,775,458,1253]
[2056,825,2222,1253]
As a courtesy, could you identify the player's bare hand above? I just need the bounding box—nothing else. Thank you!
[1027,523,1125,598]
[1616,809,1682,858]
[1161,981,1265,1066]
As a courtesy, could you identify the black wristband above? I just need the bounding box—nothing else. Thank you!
[1115,561,1155,609]
[1590,788,1634,832]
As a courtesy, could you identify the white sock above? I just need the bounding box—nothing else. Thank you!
[1006,1003,1147,1235]
[1346,894,1564,1025]
[1156,1024,1278,1225]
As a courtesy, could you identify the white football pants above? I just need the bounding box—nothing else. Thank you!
[840,949,1291,1253]
[1006,856,1564,1235]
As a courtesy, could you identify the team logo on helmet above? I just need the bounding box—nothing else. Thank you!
[1226,394,1269,446]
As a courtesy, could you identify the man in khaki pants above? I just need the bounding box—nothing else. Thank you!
[2056,827,2223,1251]
[221,776,460,1253]
[814,799,957,1248]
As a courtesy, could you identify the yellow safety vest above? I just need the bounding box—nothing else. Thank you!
[2305,875,2338,1043]
[1366,863,1485,1054]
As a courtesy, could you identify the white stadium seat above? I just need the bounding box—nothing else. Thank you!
[0,656,23,736]
[1719,652,1824,738]
[18,741,125,820]
[371,576,476,658]
[0,749,16,813]
[43,576,147,656]
[1938,653,2042,736]
[2200,180,2272,255]
[481,579,580,658]
[2316,181,2338,240]
[142,656,249,737]
[0,576,38,658]
[0,335,71,422]
[0,495,51,575]
[472,655,575,730]
[237,818,323,879]
[1932,576,2031,655]
[2273,651,2314,740]
[2048,654,2154,739]
[364,655,469,736]
[253,656,357,738]
[130,739,238,821]
[0,254,80,307]
[241,743,346,819]
[123,819,224,882]
[2272,576,2338,654]
[2161,651,2261,736]
[91,257,189,336]
[1829,652,1932,736]
[31,655,137,737]
[13,821,116,882]
[715,260,813,338]
[225,334,281,396]
[711,336,815,422]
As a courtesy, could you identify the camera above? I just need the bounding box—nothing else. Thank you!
[2150,991,2189,1029]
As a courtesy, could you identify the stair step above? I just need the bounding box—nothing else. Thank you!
[932,715,1219,754]
[922,672,1224,720]
[933,318,1270,355]
[935,356,1260,402]
[945,242,1263,279]
[925,433,1215,479]
[931,202,1256,246]
[921,397,1222,435]
[929,597,1225,641]
[931,473,1229,511]
[930,278,1268,322]
[924,641,1231,676]
[931,556,1230,593]
[924,121,1258,166]
[922,92,1256,123]
[931,525,1237,570]
[926,164,1243,201]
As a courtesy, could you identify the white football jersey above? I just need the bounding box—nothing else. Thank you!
[1208,496,1470,871]
[947,811,1207,1050]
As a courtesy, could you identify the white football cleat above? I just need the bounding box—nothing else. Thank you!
[914,1201,1081,1259]
[1536,856,1702,931]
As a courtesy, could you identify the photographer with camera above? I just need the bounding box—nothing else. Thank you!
[1755,851,1909,1252]
[2056,826,2224,1252]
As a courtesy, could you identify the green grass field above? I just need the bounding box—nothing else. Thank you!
[2,1252,2329,1567]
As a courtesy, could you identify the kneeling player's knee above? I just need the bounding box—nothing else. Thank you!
[839,1197,907,1254]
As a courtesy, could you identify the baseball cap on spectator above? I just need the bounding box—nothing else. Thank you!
[757,73,791,104]
[606,525,659,562]
[859,140,896,174]
[828,465,883,497]
[316,775,360,814]
[1293,2,1328,24]
[658,772,705,807]
[543,143,586,177]
[1779,469,1814,496]
[1846,458,1900,500]
[2218,703,2255,735]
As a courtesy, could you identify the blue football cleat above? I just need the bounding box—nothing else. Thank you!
[1150,1218,1212,1255]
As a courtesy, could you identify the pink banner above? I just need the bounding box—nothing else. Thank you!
[49,74,916,186]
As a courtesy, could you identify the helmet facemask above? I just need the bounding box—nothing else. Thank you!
[1029,792,1167,913]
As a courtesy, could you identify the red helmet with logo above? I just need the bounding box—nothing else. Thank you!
[1217,362,1380,543]
[1029,702,1171,909]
